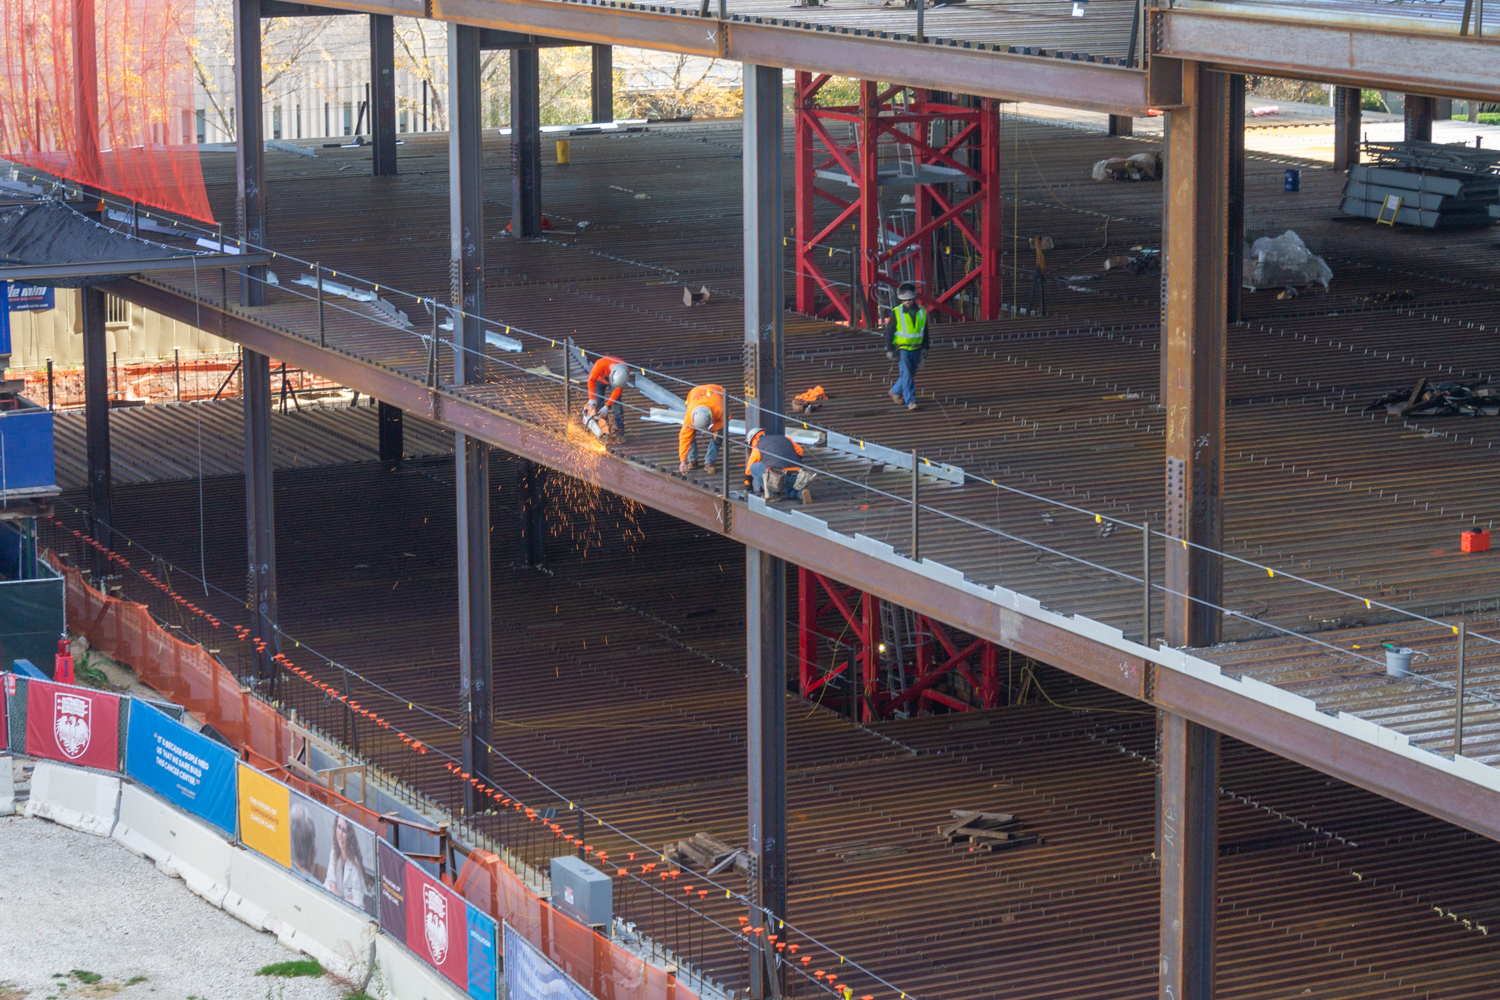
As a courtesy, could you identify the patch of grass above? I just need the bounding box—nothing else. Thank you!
[343,994,376,1000]
[69,974,102,986]
[124,980,147,988]
[255,960,324,978]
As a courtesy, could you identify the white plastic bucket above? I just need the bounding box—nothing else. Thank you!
[1385,647,1415,677]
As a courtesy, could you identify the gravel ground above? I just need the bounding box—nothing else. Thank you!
[0,813,348,1000]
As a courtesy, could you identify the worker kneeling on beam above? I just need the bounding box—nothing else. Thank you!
[745,427,815,505]
[883,281,928,412]
[678,383,725,475]
[584,355,630,442]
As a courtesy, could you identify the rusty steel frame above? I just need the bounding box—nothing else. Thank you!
[103,273,1500,846]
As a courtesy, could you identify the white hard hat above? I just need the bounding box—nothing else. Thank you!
[746,426,763,444]
[691,405,714,430]
[609,362,628,389]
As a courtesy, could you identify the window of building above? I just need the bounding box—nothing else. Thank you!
[296,104,302,139]
[272,105,282,141]
[343,102,353,136]
[196,109,206,143]
[399,109,407,133]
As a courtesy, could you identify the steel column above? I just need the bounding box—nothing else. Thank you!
[1405,94,1435,142]
[590,45,614,123]
[244,349,279,686]
[370,14,399,176]
[234,0,266,306]
[1159,711,1218,1000]
[518,459,547,567]
[1333,86,1362,172]
[81,286,111,576]
[746,547,787,1000]
[511,47,543,239]
[1162,63,1230,649]
[744,64,785,435]
[978,99,1003,319]
[792,72,818,318]
[1225,74,1244,326]
[378,401,404,463]
[859,81,881,323]
[451,24,493,812]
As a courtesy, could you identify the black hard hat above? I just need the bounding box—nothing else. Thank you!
[897,281,918,301]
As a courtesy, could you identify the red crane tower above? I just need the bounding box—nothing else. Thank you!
[793,75,1003,325]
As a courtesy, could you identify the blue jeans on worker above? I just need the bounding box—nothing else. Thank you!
[892,348,921,405]
[749,462,800,500]
[588,387,625,435]
[686,433,720,466]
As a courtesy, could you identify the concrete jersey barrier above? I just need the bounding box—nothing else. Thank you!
[25,759,121,836]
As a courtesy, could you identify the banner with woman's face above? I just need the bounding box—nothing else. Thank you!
[286,788,378,917]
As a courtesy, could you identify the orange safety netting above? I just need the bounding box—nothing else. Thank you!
[52,556,286,761]
[456,849,699,1000]
[0,0,215,223]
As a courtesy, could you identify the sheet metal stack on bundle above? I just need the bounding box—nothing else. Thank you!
[1340,141,1500,228]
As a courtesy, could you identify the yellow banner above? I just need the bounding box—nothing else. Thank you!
[237,764,290,867]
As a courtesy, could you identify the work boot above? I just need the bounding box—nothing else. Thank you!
[800,488,814,505]
[889,389,902,403]
[704,461,717,474]
[907,402,919,411]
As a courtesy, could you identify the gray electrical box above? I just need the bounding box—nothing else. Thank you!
[551,855,613,928]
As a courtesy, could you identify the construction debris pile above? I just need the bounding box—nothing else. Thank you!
[1363,378,1498,418]
[1091,151,1161,182]
[1341,141,1500,228]
[667,832,750,875]
[1242,231,1332,291]
[938,809,1041,853]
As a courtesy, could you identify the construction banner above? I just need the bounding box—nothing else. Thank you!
[287,787,378,917]
[25,677,120,770]
[504,923,594,1000]
[124,698,237,834]
[377,840,409,946]
[466,905,498,1000]
[238,763,291,867]
[404,857,470,988]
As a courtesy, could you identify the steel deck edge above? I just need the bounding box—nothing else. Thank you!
[108,275,1500,843]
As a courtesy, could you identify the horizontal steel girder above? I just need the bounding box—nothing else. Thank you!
[106,274,1500,845]
[420,0,1152,114]
[1157,7,1500,103]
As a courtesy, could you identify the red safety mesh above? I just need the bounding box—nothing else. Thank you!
[0,0,215,223]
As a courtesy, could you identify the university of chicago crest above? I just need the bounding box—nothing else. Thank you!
[54,693,91,760]
[422,883,449,964]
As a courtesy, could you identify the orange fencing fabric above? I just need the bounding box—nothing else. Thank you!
[456,850,699,1000]
[52,557,282,765]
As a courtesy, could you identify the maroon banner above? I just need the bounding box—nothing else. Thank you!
[26,678,120,770]
[405,858,469,987]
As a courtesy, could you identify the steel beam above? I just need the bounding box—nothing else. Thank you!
[451,23,493,812]
[518,460,547,566]
[244,348,279,686]
[81,286,111,576]
[1162,63,1230,650]
[378,401,404,463]
[1155,7,1500,103]
[1404,94,1435,143]
[234,0,267,306]
[746,547,787,1000]
[1158,711,1218,1000]
[591,45,614,123]
[511,48,543,239]
[429,0,1151,114]
[108,273,1500,845]
[1333,86,1362,173]
[744,64,785,435]
[370,14,399,176]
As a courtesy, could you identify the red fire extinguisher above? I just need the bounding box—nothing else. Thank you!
[54,638,75,685]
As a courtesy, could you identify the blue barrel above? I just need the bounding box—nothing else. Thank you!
[1284,169,1301,192]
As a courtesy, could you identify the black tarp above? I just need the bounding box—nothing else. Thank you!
[0,201,190,287]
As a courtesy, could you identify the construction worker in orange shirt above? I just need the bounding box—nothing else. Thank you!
[744,427,814,504]
[583,354,630,441]
[678,383,725,475]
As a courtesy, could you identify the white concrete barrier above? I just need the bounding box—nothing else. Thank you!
[0,756,14,816]
[24,760,120,836]
[112,782,235,908]
[375,936,469,1000]
[225,847,377,982]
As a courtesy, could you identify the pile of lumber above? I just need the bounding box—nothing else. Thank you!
[666,832,750,876]
[938,809,1041,852]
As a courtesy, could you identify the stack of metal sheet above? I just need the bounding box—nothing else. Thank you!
[1341,141,1500,228]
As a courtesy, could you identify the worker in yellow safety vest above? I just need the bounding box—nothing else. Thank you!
[883,281,928,411]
